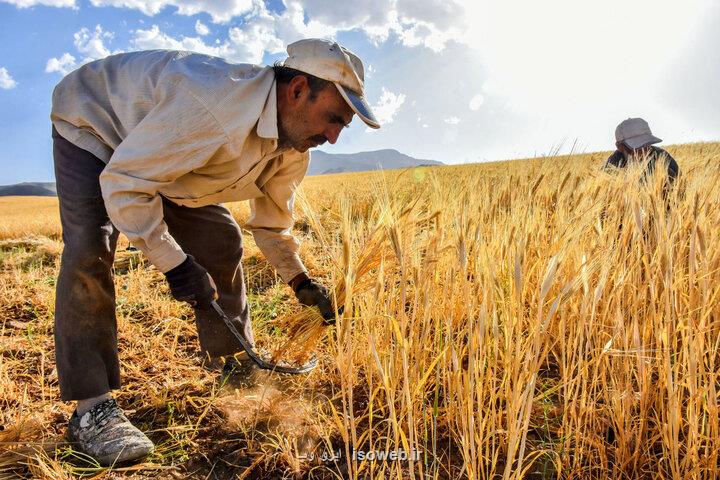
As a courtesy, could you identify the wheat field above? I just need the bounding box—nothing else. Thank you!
[1,143,719,479]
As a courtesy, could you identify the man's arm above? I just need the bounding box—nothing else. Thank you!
[602,150,624,172]
[664,151,680,184]
[99,85,226,273]
[247,152,341,322]
[245,150,310,283]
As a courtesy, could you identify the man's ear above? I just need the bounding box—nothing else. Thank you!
[287,75,309,104]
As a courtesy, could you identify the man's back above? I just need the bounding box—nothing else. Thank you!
[51,50,271,163]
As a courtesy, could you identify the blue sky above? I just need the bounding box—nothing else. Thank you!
[0,0,718,184]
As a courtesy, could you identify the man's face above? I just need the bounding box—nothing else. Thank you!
[616,141,652,159]
[278,77,354,153]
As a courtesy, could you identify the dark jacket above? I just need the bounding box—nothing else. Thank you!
[603,146,680,186]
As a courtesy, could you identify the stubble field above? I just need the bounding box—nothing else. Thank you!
[1,143,719,479]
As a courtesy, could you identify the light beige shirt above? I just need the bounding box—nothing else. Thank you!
[51,50,309,281]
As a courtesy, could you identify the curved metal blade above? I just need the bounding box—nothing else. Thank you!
[210,300,318,374]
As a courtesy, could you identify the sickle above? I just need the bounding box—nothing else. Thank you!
[210,300,318,374]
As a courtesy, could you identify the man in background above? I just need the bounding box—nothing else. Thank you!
[603,117,680,189]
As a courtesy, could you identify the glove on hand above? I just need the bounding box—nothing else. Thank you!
[292,276,341,324]
[164,255,217,310]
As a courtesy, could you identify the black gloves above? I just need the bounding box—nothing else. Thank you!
[291,275,340,324]
[164,255,217,310]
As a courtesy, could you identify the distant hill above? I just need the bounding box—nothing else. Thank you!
[0,150,442,196]
[308,149,442,175]
[0,182,57,197]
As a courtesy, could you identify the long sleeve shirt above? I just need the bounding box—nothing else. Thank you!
[50,49,309,281]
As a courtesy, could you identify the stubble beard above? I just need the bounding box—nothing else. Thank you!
[277,112,308,152]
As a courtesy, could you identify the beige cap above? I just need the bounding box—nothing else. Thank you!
[282,38,380,129]
[615,117,662,149]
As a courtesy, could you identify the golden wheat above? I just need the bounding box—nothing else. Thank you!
[1,142,719,479]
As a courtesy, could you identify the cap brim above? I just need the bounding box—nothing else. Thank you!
[335,83,381,129]
[625,133,662,149]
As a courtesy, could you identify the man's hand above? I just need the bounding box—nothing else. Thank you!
[164,255,217,310]
[291,274,340,324]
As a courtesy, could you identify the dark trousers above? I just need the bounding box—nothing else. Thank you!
[52,127,254,401]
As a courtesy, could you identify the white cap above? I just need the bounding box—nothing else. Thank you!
[615,118,662,149]
[282,38,380,129]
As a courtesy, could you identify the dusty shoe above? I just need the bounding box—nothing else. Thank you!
[67,398,154,466]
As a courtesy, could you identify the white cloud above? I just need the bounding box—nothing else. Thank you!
[130,1,327,64]
[444,116,460,125]
[133,25,203,50]
[468,94,484,111]
[89,0,253,24]
[269,1,338,43]
[463,0,713,116]
[45,3,297,74]
[27,0,470,54]
[45,25,119,76]
[195,19,209,36]
[45,52,77,75]
[132,20,283,64]
[8,1,470,54]
[371,87,406,125]
[295,0,393,31]
[298,0,466,51]
[1,0,75,7]
[396,0,465,31]
[396,19,462,52]
[227,18,285,62]
[0,67,18,89]
[74,25,113,59]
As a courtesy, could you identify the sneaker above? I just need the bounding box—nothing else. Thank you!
[67,398,154,466]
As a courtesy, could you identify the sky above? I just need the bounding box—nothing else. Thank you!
[0,0,718,184]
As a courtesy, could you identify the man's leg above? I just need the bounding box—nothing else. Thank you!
[53,127,121,402]
[162,199,253,358]
[52,127,153,465]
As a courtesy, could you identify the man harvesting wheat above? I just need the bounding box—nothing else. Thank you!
[603,117,680,189]
[50,38,379,465]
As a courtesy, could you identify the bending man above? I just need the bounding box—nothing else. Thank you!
[50,38,379,465]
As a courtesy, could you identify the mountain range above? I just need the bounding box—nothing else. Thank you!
[307,148,442,175]
[0,182,57,196]
[0,150,441,196]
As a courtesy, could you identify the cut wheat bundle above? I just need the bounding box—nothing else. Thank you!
[270,190,429,365]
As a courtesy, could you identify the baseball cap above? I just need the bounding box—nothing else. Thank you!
[282,38,380,129]
[615,118,662,149]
